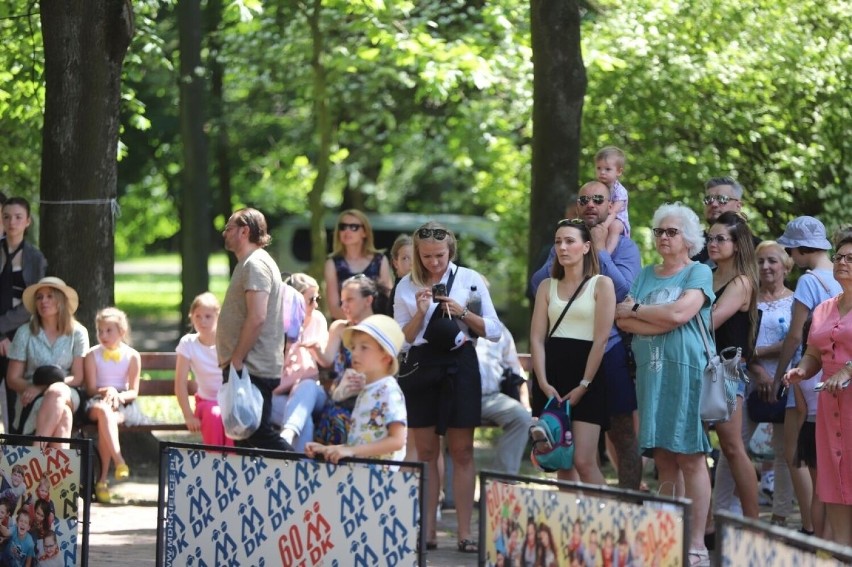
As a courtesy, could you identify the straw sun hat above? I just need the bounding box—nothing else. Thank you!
[22,276,79,315]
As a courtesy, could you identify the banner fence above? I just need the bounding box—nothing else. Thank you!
[0,434,93,567]
[157,442,425,567]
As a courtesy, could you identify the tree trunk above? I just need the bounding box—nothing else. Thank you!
[305,0,331,284]
[178,0,211,316]
[39,1,134,336]
[206,0,235,274]
[528,0,586,287]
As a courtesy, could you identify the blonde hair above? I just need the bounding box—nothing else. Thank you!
[188,292,220,332]
[286,273,319,294]
[410,221,457,287]
[594,146,626,169]
[29,286,76,336]
[755,240,793,272]
[96,307,131,344]
[330,209,380,258]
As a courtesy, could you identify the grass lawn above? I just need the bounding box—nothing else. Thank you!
[115,253,230,320]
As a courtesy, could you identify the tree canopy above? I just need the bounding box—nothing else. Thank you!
[1,0,849,316]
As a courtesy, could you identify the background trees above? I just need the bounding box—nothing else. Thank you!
[0,0,848,339]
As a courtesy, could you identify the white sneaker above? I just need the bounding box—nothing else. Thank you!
[529,423,553,453]
[760,470,775,498]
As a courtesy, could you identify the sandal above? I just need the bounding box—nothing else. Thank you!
[457,539,478,553]
[688,548,710,567]
[115,463,130,480]
[95,481,111,504]
[529,423,553,452]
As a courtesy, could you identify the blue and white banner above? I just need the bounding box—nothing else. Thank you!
[160,444,423,566]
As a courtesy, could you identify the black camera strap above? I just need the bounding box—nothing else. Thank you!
[428,267,458,325]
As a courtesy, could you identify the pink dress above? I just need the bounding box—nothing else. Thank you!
[809,295,852,504]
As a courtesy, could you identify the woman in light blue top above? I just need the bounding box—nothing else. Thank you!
[6,277,88,447]
[616,203,714,567]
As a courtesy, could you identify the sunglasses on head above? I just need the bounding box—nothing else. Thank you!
[703,195,739,205]
[338,222,362,232]
[557,218,586,228]
[652,227,680,238]
[417,227,448,240]
[577,194,607,206]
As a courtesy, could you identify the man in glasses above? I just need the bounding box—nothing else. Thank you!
[529,180,643,490]
[217,208,294,452]
[694,177,747,264]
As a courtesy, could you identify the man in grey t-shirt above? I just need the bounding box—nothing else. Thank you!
[217,207,292,451]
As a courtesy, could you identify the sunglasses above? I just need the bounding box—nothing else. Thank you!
[338,222,362,232]
[652,227,681,238]
[832,253,852,264]
[703,195,739,206]
[309,295,320,303]
[705,235,732,244]
[557,218,586,228]
[577,194,607,206]
[417,228,448,240]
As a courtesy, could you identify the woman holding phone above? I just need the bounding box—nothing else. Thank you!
[393,221,501,554]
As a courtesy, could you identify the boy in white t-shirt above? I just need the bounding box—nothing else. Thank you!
[305,314,407,463]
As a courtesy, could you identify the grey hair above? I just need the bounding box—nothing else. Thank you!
[652,202,705,257]
[704,177,743,199]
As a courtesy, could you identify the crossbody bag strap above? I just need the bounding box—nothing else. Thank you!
[548,276,591,338]
[804,269,831,293]
[695,311,715,362]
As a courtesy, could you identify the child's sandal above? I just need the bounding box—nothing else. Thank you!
[95,482,111,504]
[115,463,130,480]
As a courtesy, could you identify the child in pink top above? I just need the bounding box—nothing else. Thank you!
[174,292,233,448]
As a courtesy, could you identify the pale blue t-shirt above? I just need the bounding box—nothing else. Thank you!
[794,268,842,417]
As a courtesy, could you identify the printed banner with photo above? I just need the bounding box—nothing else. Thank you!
[0,436,91,567]
[718,512,852,566]
[160,443,423,567]
[480,472,688,567]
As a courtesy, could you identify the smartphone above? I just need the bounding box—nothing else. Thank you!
[431,283,447,303]
[776,385,788,400]
[814,380,851,392]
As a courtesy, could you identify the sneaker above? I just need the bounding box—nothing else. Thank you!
[529,423,553,453]
[760,470,775,498]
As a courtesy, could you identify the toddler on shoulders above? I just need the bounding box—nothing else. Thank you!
[595,146,631,253]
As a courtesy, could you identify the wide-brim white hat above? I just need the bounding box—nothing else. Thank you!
[342,314,405,375]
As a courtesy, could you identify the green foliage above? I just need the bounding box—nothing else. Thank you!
[582,0,852,246]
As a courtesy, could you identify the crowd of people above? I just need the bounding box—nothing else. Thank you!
[3,150,850,564]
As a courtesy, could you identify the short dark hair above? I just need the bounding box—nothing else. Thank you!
[704,177,743,199]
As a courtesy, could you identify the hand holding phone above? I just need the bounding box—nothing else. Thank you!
[432,283,447,303]
[814,380,851,392]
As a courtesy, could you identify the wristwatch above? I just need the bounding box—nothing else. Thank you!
[579,379,592,389]
[631,303,641,317]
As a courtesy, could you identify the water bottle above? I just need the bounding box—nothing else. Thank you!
[467,286,482,338]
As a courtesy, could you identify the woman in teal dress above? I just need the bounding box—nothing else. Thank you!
[616,202,714,567]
